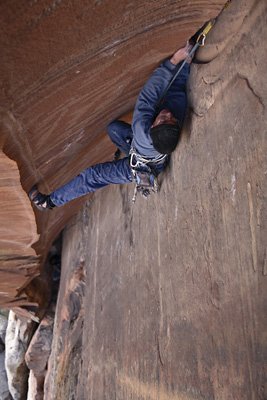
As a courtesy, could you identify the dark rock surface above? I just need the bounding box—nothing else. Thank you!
[44,1,267,399]
[0,0,225,307]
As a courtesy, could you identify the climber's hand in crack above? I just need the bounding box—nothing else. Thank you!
[170,42,193,65]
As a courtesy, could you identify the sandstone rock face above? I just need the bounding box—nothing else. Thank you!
[0,313,12,400]
[25,314,54,374]
[0,313,8,345]
[0,0,225,307]
[44,257,85,400]
[25,314,54,400]
[45,1,267,399]
[5,311,35,400]
[27,371,38,400]
[0,151,40,308]
[0,353,12,400]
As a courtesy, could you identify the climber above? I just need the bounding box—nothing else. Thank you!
[29,41,193,210]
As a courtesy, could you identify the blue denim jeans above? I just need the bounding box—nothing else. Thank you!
[50,121,133,206]
[108,120,133,155]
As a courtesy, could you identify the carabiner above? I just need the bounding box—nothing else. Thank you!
[197,33,206,47]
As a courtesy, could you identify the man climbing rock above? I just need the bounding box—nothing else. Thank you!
[29,42,192,210]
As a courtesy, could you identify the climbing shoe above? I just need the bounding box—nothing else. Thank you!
[28,185,56,211]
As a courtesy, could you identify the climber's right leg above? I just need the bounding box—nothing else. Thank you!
[29,157,132,210]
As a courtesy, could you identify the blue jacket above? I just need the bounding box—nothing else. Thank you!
[132,59,189,158]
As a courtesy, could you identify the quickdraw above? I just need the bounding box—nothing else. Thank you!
[157,19,216,108]
[195,19,215,47]
[159,1,232,103]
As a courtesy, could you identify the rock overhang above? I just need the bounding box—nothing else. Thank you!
[0,1,226,308]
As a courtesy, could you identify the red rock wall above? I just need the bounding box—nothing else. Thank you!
[0,1,225,307]
[0,150,40,307]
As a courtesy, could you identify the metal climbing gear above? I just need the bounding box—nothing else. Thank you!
[131,169,159,203]
[157,19,216,108]
[129,148,166,203]
[158,0,232,104]
[195,19,215,47]
[129,148,167,169]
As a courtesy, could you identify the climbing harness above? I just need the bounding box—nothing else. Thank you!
[129,148,167,169]
[129,148,167,203]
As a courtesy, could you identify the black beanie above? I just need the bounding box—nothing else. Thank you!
[150,123,181,155]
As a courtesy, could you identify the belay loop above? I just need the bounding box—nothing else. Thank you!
[129,148,166,203]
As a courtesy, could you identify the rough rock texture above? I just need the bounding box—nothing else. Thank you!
[45,1,267,399]
[0,313,8,345]
[0,0,225,307]
[0,313,12,400]
[0,353,12,400]
[0,152,40,308]
[27,371,39,400]
[5,311,35,400]
[25,314,54,400]
[44,253,85,400]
